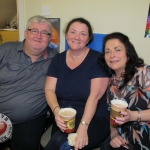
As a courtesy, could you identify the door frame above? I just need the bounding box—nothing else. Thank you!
[17,0,24,41]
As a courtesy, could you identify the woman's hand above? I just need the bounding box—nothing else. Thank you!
[55,113,66,132]
[110,134,129,149]
[114,109,132,125]
[74,124,88,150]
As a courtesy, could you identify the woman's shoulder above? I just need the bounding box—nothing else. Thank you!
[53,51,66,59]
[144,65,150,71]
[135,65,150,84]
[136,65,150,75]
[89,49,102,57]
[51,51,66,66]
[90,49,101,54]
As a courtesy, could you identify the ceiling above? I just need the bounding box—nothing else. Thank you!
[0,0,17,29]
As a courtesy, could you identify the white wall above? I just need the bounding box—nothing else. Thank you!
[22,0,150,64]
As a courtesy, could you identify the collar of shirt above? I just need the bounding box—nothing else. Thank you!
[18,39,48,60]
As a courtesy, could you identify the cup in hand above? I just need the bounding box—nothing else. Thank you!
[59,108,76,133]
[110,99,128,125]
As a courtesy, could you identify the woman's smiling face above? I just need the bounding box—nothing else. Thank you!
[104,39,128,75]
[66,22,89,51]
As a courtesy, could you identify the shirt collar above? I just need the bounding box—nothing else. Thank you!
[18,39,48,60]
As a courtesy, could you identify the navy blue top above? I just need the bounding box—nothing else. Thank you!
[47,49,109,119]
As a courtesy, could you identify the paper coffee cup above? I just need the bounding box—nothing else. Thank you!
[59,108,76,133]
[110,99,128,125]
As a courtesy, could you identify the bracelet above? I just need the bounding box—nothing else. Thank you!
[80,120,89,126]
[52,105,60,113]
[137,110,141,122]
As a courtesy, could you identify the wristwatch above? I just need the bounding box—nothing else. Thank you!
[137,110,141,122]
[80,120,89,126]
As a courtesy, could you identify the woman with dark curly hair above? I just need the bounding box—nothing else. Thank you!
[99,32,150,150]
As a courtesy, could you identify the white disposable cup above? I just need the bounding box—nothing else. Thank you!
[59,108,76,133]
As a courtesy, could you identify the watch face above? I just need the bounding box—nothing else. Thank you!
[0,113,13,143]
[81,121,89,126]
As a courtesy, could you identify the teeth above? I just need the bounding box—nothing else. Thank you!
[111,60,119,63]
[72,40,80,43]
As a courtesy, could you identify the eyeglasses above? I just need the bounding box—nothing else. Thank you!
[27,28,51,37]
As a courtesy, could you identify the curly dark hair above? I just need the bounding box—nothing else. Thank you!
[98,32,144,89]
[64,17,94,44]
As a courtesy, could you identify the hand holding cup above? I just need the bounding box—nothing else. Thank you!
[110,99,128,126]
[59,108,76,133]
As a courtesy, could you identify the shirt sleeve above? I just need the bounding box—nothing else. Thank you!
[90,53,109,79]
[141,65,150,99]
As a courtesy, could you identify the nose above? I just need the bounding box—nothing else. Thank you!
[37,32,42,38]
[35,31,42,38]
[110,51,115,58]
[110,51,115,57]
[74,33,80,39]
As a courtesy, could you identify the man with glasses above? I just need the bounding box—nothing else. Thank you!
[0,15,57,150]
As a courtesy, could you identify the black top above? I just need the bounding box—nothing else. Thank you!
[47,49,109,119]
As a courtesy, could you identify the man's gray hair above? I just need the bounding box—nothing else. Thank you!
[26,15,52,30]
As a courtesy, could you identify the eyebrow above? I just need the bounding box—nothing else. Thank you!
[114,46,122,49]
[30,28,50,32]
[70,29,87,33]
[105,46,123,50]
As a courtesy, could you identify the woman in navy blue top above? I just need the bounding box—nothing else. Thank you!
[44,17,110,150]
